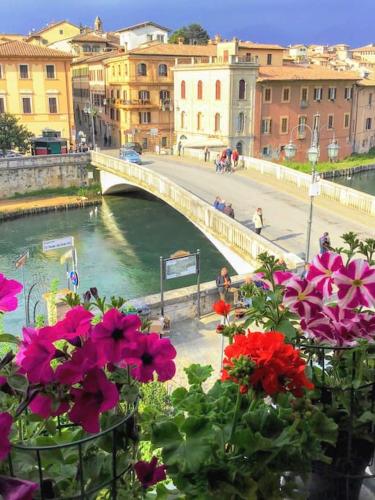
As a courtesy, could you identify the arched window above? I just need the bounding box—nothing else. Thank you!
[215,80,221,100]
[237,112,245,133]
[181,80,186,99]
[197,80,203,99]
[137,63,147,76]
[158,64,168,76]
[239,79,246,100]
[160,90,170,101]
[197,112,203,130]
[236,141,243,155]
[139,90,150,102]
[180,111,186,129]
[214,113,221,132]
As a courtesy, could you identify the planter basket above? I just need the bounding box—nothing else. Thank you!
[7,407,137,500]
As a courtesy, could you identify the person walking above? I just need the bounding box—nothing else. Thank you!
[216,267,232,301]
[232,148,239,169]
[214,154,222,173]
[177,140,182,156]
[225,157,232,173]
[253,208,264,235]
[204,145,210,162]
[223,203,235,218]
[226,145,232,164]
[319,232,331,254]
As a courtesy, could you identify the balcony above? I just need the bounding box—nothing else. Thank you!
[115,99,155,109]
[300,100,309,109]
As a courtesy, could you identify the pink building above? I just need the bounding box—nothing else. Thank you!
[254,65,359,162]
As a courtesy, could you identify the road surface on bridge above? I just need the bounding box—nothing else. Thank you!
[106,150,372,260]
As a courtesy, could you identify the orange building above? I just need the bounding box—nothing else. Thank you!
[254,65,359,162]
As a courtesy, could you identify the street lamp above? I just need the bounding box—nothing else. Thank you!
[284,125,338,263]
[83,99,102,149]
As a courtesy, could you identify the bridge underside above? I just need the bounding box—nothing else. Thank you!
[99,170,254,274]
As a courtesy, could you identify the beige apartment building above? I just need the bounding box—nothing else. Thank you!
[352,77,375,153]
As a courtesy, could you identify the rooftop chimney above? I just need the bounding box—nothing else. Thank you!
[177,37,184,45]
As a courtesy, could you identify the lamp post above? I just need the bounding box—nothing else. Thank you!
[284,125,339,263]
[83,96,101,149]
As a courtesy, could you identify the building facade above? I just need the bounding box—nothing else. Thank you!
[116,22,170,51]
[0,41,74,143]
[352,78,375,153]
[26,21,80,46]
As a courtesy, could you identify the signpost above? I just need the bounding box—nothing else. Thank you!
[42,236,74,252]
[15,250,29,324]
[42,236,78,293]
[160,250,201,318]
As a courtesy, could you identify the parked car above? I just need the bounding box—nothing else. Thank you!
[120,149,142,165]
[121,142,143,155]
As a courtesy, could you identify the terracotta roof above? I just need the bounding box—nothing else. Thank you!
[0,34,25,41]
[358,77,375,87]
[71,32,120,45]
[353,44,375,52]
[73,51,119,65]
[29,20,79,36]
[239,41,285,50]
[0,40,72,58]
[127,42,216,57]
[116,21,171,33]
[257,64,360,82]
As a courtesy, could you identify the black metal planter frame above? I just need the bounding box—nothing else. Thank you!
[298,341,375,500]
[7,408,137,500]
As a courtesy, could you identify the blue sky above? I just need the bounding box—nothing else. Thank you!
[0,0,373,47]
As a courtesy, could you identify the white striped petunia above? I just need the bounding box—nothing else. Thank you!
[333,259,375,309]
[307,252,343,298]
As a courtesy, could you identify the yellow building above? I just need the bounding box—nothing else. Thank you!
[0,41,75,143]
[26,20,80,47]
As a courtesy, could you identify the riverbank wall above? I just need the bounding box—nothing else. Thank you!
[0,153,90,198]
[321,163,375,179]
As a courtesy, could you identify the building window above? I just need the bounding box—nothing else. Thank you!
[267,53,272,65]
[261,118,272,134]
[137,63,147,76]
[197,112,203,130]
[118,65,121,76]
[19,64,29,79]
[328,87,337,101]
[214,112,221,132]
[139,90,150,102]
[282,87,290,103]
[48,97,57,114]
[160,90,170,101]
[301,87,308,103]
[46,65,55,79]
[139,111,151,124]
[123,90,127,101]
[180,111,186,129]
[298,116,307,137]
[112,66,115,76]
[0,65,3,79]
[181,80,186,99]
[197,80,203,99]
[215,80,221,100]
[314,87,323,101]
[158,64,168,76]
[237,112,245,133]
[239,79,246,99]
[262,146,271,156]
[264,87,272,103]
[344,87,352,100]
[157,34,165,42]
[236,141,243,155]
[280,116,289,134]
[344,113,350,129]
[328,114,334,129]
[110,108,114,120]
[161,136,167,147]
[366,117,372,130]
[22,97,31,114]
[369,93,373,106]
[116,89,120,99]
[313,114,320,130]
[59,29,64,35]
[147,34,153,42]
[116,109,120,121]
[142,137,148,149]
[0,97,5,113]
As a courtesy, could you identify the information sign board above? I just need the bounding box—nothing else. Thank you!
[164,254,198,280]
[43,236,74,252]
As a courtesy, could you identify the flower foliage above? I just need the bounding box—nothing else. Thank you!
[222,331,314,396]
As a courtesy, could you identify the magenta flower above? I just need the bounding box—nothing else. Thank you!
[334,259,375,309]
[15,327,39,366]
[0,476,38,500]
[19,327,57,384]
[273,271,294,286]
[56,339,105,385]
[54,306,94,343]
[29,393,70,419]
[134,456,166,489]
[0,412,12,461]
[0,274,22,313]
[124,332,176,383]
[91,309,140,364]
[307,252,343,298]
[69,368,119,433]
[283,277,323,318]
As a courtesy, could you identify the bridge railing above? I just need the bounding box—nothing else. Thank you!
[91,151,304,271]
[0,153,89,169]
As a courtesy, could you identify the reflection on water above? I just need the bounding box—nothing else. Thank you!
[333,169,375,196]
[0,193,234,332]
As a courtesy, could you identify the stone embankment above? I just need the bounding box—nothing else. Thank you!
[321,163,375,179]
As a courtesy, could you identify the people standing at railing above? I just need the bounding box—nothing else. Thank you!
[253,208,264,235]
[223,203,235,219]
[217,198,225,211]
[213,196,221,209]
[216,267,232,301]
[319,232,331,254]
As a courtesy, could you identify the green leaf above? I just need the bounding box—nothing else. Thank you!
[275,319,297,340]
[309,410,338,444]
[184,364,213,385]
[7,374,28,392]
[0,334,19,344]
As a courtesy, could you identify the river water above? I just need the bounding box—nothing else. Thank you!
[332,169,375,196]
[0,193,234,333]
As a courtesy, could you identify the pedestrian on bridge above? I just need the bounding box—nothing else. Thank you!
[223,203,235,219]
[204,145,210,162]
[253,208,264,235]
[232,148,239,169]
[319,232,331,254]
[177,140,182,156]
[217,199,225,211]
[213,196,221,209]
[214,154,222,173]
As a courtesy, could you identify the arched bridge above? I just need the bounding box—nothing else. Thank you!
[90,151,304,274]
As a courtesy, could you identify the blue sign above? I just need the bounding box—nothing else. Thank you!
[70,271,79,287]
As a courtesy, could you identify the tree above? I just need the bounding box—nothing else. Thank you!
[0,113,33,155]
[169,24,210,45]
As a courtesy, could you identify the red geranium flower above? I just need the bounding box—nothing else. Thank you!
[221,331,314,397]
[134,456,166,489]
[213,300,231,316]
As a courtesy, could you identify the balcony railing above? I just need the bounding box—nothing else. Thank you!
[175,54,259,66]
[114,99,154,108]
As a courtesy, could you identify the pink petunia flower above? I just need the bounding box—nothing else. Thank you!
[273,271,294,286]
[0,476,38,500]
[19,327,57,384]
[134,456,166,489]
[124,332,176,383]
[0,274,23,313]
[283,277,323,318]
[334,259,375,309]
[29,393,70,419]
[307,252,343,298]
[15,327,39,366]
[53,306,94,344]
[91,309,140,364]
[0,412,12,461]
[55,339,105,385]
[69,368,119,433]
